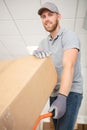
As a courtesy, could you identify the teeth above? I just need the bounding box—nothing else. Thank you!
[46,23,50,26]
[45,22,50,25]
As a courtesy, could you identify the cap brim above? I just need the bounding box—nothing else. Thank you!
[38,8,53,15]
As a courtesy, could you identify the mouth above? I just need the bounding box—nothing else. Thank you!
[45,22,52,28]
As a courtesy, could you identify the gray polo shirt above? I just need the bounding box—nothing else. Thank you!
[39,27,83,97]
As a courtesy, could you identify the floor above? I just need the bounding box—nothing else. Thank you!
[43,121,87,130]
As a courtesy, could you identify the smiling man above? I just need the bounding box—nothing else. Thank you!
[33,2,83,130]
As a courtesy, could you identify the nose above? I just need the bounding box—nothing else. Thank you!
[44,15,49,22]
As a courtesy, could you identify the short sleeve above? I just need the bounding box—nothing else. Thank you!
[62,31,80,51]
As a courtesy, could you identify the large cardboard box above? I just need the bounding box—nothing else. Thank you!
[43,122,54,130]
[0,56,57,130]
[0,60,12,73]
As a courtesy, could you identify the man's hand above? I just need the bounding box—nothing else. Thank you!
[49,93,67,119]
[33,49,51,58]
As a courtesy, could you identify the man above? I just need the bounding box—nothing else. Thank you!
[33,2,83,130]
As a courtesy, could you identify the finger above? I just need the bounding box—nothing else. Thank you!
[45,51,52,57]
[49,106,58,119]
[41,52,46,58]
[49,51,52,55]
[45,52,50,57]
[42,50,49,57]
[48,106,54,112]
[34,51,42,58]
[38,52,43,58]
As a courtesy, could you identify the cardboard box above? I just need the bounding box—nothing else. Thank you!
[0,60,12,73]
[0,56,57,130]
[43,122,54,130]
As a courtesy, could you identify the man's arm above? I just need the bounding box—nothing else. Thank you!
[59,48,79,96]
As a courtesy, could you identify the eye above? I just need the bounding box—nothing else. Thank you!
[41,15,46,19]
[48,13,54,16]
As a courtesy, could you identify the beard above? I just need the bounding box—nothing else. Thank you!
[43,19,59,33]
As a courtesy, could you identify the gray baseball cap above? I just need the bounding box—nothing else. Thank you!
[38,2,60,15]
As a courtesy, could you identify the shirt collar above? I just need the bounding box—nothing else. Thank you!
[48,27,64,41]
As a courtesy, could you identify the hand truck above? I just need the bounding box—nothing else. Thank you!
[32,112,53,130]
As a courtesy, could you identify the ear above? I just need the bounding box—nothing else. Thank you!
[57,14,61,20]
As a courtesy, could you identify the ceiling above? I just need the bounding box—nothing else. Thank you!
[0,0,87,61]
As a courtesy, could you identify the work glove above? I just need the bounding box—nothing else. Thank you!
[49,93,67,119]
[33,49,51,58]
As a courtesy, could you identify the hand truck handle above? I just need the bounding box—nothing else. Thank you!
[32,112,53,130]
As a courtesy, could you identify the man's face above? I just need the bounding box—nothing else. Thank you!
[40,10,60,33]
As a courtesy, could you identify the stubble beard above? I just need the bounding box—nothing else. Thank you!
[44,20,59,33]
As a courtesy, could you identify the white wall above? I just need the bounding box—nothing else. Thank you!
[0,0,87,129]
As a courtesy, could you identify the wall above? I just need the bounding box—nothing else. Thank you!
[0,0,87,129]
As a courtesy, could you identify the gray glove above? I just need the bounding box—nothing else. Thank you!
[33,49,50,58]
[49,93,67,119]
